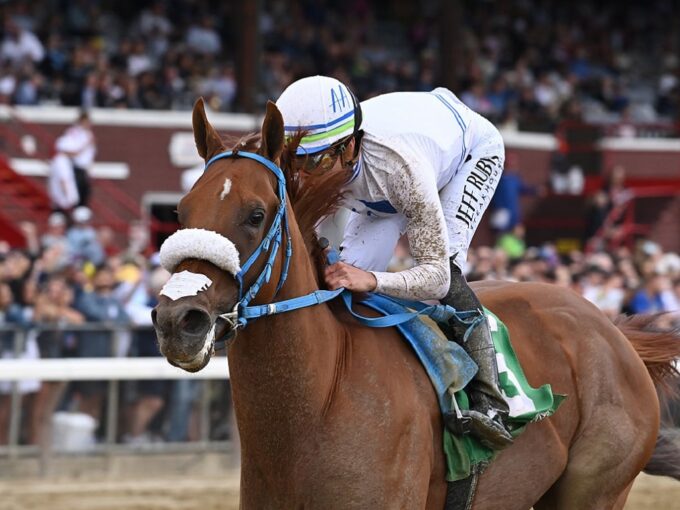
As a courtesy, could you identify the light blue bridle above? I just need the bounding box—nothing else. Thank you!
[205,150,345,346]
[204,150,482,348]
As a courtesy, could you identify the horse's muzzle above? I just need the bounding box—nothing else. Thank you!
[152,302,215,372]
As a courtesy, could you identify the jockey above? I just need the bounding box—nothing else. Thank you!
[276,76,512,449]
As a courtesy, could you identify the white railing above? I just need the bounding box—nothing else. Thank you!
[0,357,228,381]
[0,325,233,469]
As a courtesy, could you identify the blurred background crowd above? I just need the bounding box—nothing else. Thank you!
[1,202,678,446]
[1,0,679,131]
[0,209,232,447]
[1,0,679,446]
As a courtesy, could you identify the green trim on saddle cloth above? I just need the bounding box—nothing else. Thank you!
[443,309,566,482]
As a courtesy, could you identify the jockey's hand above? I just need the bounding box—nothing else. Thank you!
[324,261,377,292]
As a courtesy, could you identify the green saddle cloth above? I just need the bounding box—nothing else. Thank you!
[444,310,566,482]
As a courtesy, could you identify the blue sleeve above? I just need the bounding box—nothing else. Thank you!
[628,292,648,314]
[75,293,104,321]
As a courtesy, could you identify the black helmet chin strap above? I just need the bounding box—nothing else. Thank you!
[347,87,363,162]
[349,87,362,135]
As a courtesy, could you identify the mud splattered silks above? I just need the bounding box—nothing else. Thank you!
[340,88,504,299]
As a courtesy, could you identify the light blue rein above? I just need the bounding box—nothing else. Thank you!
[205,150,482,344]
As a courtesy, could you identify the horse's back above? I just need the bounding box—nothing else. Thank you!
[473,280,655,406]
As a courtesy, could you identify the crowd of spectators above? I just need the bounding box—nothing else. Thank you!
[2,0,679,132]
[467,240,680,326]
[261,0,680,132]
[1,202,678,447]
[1,0,238,111]
[0,212,231,447]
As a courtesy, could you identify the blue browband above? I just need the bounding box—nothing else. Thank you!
[204,150,480,344]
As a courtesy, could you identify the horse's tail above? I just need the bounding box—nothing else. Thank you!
[642,428,680,480]
[614,314,680,396]
[614,314,680,481]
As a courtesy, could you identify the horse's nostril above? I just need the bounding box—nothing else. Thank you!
[151,308,158,327]
[181,309,211,336]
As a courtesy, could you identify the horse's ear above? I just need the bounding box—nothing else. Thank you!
[192,97,225,160]
[259,100,284,163]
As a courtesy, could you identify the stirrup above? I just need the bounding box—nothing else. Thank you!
[444,410,473,436]
[465,410,514,450]
[444,405,513,451]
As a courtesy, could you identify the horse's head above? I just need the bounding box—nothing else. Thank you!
[152,98,285,372]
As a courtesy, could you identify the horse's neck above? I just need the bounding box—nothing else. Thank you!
[227,223,345,446]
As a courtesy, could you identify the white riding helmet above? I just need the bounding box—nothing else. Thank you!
[276,75,362,155]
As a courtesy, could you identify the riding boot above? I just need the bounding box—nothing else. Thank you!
[442,259,514,450]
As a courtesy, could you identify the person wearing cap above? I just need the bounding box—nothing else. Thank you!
[277,76,511,449]
[41,213,68,249]
[67,206,104,266]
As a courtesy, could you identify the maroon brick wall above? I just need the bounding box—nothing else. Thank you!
[4,119,678,250]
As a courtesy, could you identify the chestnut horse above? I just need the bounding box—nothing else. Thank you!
[152,99,680,509]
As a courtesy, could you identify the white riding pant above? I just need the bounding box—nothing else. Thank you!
[340,118,504,273]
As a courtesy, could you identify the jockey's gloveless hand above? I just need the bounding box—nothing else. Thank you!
[324,261,377,292]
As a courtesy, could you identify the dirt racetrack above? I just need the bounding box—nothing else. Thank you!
[0,472,678,510]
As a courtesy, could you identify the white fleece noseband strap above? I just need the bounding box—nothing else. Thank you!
[159,228,241,276]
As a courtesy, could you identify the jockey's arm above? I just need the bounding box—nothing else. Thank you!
[369,161,451,300]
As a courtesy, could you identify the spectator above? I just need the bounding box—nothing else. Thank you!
[581,268,626,319]
[29,274,84,445]
[120,264,170,444]
[585,165,633,246]
[202,64,237,111]
[489,153,540,233]
[47,135,80,213]
[0,280,33,444]
[496,224,527,261]
[3,249,39,307]
[461,83,494,117]
[0,61,16,104]
[0,18,44,65]
[185,16,221,55]
[59,111,96,207]
[73,265,130,425]
[13,63,43,105]
[628,273,676,314]
[67,206,104,266]
[137,2,173,48]
[41,212,69,251]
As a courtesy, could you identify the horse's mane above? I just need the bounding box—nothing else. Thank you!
[224,132,350,257]
[224,133,261,153]
[279,133,350,254]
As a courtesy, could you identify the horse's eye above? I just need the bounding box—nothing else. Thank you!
[248,210,265,227]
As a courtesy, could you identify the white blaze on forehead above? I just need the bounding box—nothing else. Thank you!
[159,228,241,276]
[160,271,212,301]
[220,178,232,201]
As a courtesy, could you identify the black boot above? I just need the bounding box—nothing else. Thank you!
[442,260,513,450]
